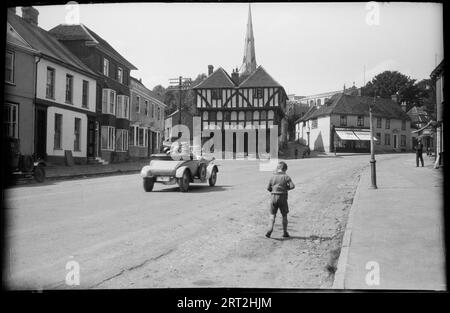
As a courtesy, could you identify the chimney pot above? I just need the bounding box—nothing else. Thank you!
[208,65,214,76]
[22,6,39,26]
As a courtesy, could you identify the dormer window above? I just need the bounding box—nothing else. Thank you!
[103,58,109,76]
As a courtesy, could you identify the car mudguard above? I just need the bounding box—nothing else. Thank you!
[206,164,219,179]
[175,166,190,178]
[140,165,153,178]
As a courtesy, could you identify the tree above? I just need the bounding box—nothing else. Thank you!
[361,70,431,112]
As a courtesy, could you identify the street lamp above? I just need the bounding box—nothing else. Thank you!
[369,95,377,189]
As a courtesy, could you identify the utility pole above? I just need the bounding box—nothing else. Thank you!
[168,76,192,131]
[369,94,377,189]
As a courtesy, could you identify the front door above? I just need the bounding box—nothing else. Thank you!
[393,134,398,149]
[87,117,96,158]
[35,106,47,160]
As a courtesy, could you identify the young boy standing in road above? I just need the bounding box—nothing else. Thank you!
[265,161,295,238]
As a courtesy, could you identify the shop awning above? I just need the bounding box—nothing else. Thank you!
[335,130,359,140]
[336,129,378,141]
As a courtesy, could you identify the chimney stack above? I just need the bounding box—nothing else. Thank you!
[22,7,39,26]
[208,65,214,76]
[391,94,398,103]
[231,69,239,85]
[401,101,407,112]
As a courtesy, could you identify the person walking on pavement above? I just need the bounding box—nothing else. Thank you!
[265,161,295,238]
[415,139,424,167]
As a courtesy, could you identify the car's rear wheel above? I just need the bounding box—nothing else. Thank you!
[143,177,154,192]
[34,165,45,183]
[178,170,190,192]
[208,168,217,186]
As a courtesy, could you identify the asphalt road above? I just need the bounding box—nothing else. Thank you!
[4,154,392,289]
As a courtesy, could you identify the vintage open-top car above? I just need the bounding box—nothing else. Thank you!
[140,142,218,192]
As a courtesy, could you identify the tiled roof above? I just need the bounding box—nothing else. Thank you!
[193,67,236,89]
[304,94,410,120]
[49,24,137,70]
[238,66,283,88]
[130,76,165,104]
[407,106,431,124]
[8,12,96,76]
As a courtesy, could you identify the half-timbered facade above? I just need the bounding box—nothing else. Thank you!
[192,4,288,156]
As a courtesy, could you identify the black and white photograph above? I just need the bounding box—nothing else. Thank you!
[1,0,446,300]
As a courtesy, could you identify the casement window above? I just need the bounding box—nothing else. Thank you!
[376,117,382,128]
[135,96,140,113]
[401,120,406,130]
[4,103,18,138]
[340,115,347,126]
[311,118,318,129]
[211,88,221,100]
[101,126,115,150]
[117,67,123,84]
[376,133,381,145]
[144,100,149,116]
[357,115,364,127]
[150,102,154,118]
[54,113,62,150]
[116,95,130,119]
[253,88,263,99]
[5,50,14,83]
[384,133,391,145]
[208,111,217,121]
[74,117,81,151]
[116,129,128,152]
[103,58,109,76]
[82,80,89,108]
[102,88,116,115]
[157,107,161,120]
[65,74,73,103]
[385,118,390,129]
[46,67,55,99]
[400,135,406,147]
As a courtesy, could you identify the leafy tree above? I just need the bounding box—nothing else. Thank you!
[361,70,433,113]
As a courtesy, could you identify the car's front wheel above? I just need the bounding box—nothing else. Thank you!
[34,165,45,183]
[143,177,154,192]
[178,170,190,192]
[208,168,217,186]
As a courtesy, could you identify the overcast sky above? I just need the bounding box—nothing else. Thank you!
[25,2,443,96]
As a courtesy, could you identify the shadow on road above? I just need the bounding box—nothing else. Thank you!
[271,235,334,241]
[153,185,233,193]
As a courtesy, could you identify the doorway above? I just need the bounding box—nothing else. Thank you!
[393,134,398,149]
[87,117,96,158]
[35,106,47,160]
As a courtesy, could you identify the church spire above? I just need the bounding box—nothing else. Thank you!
[240,3,257,76]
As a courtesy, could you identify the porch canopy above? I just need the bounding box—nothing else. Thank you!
[335,128,378,141]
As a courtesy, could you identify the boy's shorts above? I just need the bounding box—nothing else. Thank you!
[269,194,289,216]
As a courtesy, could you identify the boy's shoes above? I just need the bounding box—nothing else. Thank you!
[283,232,290,238]
[265,231,272,238]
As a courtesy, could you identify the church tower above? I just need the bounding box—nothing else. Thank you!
[240,4,257,77]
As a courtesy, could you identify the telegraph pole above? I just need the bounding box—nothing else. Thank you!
[369,94,377,189]
[168,76,192,131]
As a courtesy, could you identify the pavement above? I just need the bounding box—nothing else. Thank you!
[43,160,150,180]
[333,153,446,290]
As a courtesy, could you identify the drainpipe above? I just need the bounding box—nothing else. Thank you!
[33,55,42,160]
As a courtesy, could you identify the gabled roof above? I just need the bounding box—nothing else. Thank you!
[49,24,137,70]
[303,94,410,121]
[238,65,283,88]
[407,106,431,124]
[193,67,236,89]
[130,76,166,105]
[7,12,96,76]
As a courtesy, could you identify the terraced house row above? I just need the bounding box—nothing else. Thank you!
[4,7,165,165]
